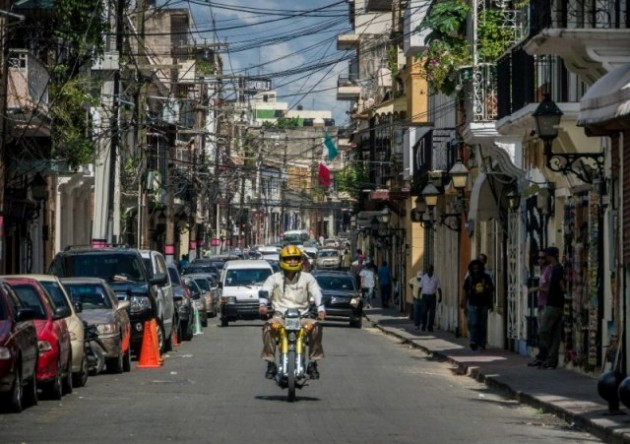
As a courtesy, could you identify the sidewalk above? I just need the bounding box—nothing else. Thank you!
[364,305,630,444]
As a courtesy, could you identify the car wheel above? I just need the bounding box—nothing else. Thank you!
[123,347,131,372]
[8,365,23,413]
[62,352,73,395]
[221,318,229,327]
[107,349,124,374]
[182,321,193,341]
[202,313,208,327]
[156,322,165,354]
[23,372,37,407]
[47,357,63,400]
[73,355,88,388]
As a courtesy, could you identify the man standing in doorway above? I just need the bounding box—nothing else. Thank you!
[378,260,392,308]
[529,246,565,369]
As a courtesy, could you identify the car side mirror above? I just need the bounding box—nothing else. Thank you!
[54,306,71,320]
[151,273,167,286]
[16,307,36,322]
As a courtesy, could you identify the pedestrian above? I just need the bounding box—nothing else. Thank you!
[409,271,423,329]
[418,265,441,332]
[461,259,494,350]
[527,249,551,366]
[528,246,565,369]
[378,260,392,308]
[392,275,400,305]
[359,261,376,309]
[178,253,189,272]
[341,249,352,271]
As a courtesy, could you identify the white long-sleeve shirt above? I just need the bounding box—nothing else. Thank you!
[259,271,325,316]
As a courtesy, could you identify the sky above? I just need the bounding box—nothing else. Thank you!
[156,0,354,126]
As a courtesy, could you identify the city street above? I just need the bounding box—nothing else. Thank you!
[0,318,602,444]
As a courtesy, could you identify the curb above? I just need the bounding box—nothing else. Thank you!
[367,316,630,444]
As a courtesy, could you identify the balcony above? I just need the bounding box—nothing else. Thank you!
[337,33,360,50]
[365,0,392,12]
[523,0,630,83]
[337,75,361,101]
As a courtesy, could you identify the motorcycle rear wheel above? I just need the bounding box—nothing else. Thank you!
[287,350,296,402]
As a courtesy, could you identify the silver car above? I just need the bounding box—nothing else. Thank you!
[184,273,218,319]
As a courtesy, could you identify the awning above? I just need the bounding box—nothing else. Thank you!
[578,64,630,126]
[466,173,499,224]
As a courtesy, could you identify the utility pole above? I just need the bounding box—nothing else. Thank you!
[0,0,10,272]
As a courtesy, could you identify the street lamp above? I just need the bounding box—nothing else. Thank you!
[448,159,469,191]
[506,189,521,211]
[533,93,604,183]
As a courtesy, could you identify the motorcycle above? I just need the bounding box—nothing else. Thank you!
[83,321,107,375]
[268,307,317,402]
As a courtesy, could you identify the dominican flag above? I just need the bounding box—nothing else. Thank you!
[318,132,338,187]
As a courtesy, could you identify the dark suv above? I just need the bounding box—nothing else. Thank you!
[48,247,171,356]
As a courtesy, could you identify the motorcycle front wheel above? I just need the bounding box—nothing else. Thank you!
[287,350,296,402]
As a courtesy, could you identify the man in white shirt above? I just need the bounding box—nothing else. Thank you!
[418,265,442,332]
[359,262,376,309]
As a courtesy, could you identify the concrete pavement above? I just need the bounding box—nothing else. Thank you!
[364,305,630,444]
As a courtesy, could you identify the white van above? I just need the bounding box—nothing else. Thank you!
[219,260,274,327]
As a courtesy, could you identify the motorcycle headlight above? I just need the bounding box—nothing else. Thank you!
[130,295,151,313]
[38,340,53,354]
[97,323,118,335]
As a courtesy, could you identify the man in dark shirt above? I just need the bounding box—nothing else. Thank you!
[529,246,565,369]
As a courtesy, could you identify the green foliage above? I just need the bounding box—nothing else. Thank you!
[262,117,300,130]
[196,59,215,76]
[50,76,99,168]
[477,9,518,62]
[387,44,398,76]
[417,0,471,95]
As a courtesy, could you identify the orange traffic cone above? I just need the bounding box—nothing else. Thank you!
[137,319,163,369]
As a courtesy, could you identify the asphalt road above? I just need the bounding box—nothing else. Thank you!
[0,317,602,444]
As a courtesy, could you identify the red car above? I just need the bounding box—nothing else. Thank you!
[0,279,38,412]
[6,277,73,400]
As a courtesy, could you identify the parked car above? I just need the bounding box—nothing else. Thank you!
[182,261,220,280]
[15,275,88,388]
[315,248,341,270]
[183,277,208,327]
[312,271,363,328]
[184,273,218,319]
[139,249,176,352]
[61,277,131,374]
[5,277,73,399]
[168,265,194,341]
[219,260,273,327]
[0,279,38,412]
[48,247,169,357]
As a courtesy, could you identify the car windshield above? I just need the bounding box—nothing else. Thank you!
[64,284,113,309]
[315,275,356,291]
[11,284,47,319]
[194,278,210,291]
[40,281,70,311]
[63,253,145,282]
[224,268,272,287]
[318,250,338,258]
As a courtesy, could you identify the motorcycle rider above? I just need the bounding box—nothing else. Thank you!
[258,244,326,379]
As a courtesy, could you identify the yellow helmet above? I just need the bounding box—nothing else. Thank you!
[279,245,303,272]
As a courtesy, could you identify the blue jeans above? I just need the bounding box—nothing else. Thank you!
[412,299,423,328]
[467,304,489,348]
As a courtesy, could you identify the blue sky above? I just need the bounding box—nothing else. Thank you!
[157,0,353,125]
